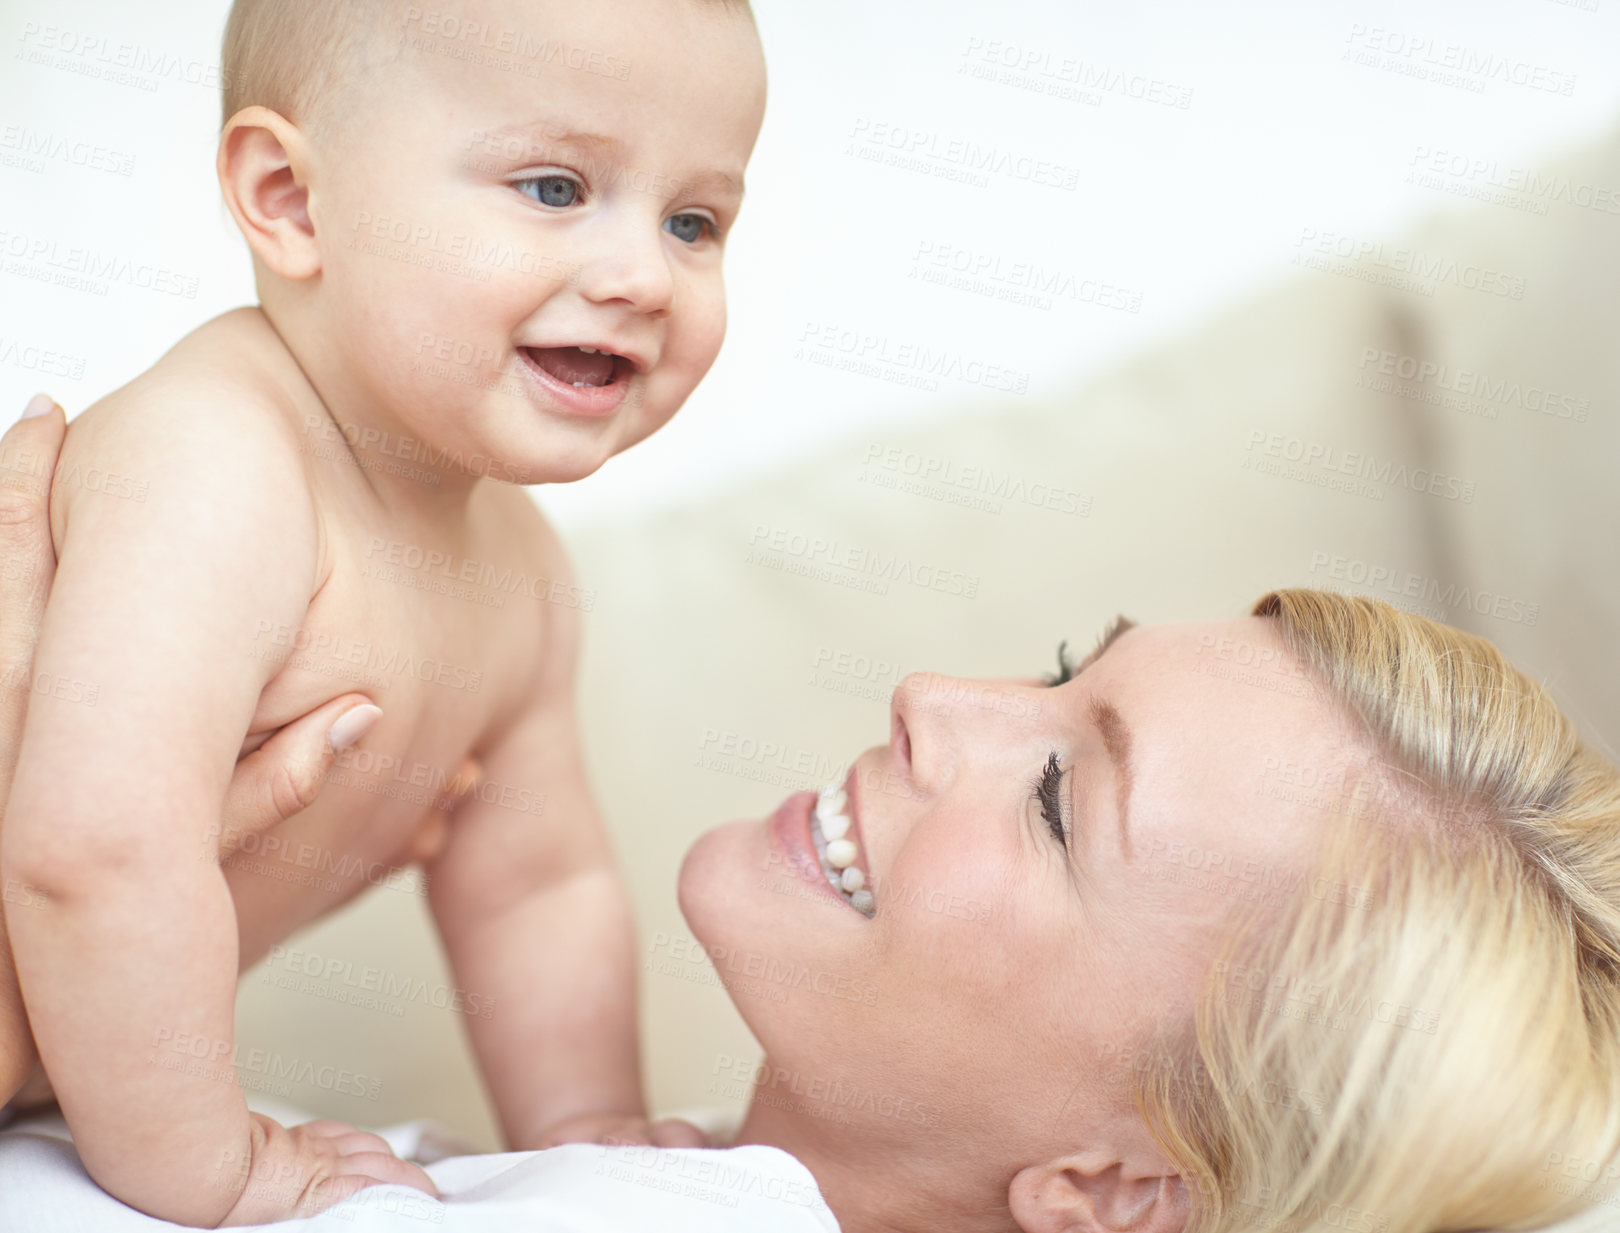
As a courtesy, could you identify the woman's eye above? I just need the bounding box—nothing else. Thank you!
[518,175,580,208]
[664,213,713,244]
[1035,751,1068,846]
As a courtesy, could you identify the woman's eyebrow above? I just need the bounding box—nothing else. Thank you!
[1071,616,1136,859]
[1088,697,1134,860]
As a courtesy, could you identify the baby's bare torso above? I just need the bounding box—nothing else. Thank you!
[56,308,554,968]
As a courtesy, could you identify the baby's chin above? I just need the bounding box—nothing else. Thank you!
[481,398,677,486]
[425,421,624,488]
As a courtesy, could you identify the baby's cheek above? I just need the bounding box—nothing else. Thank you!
[673,276,728,362]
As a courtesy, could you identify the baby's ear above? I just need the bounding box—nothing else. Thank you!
[217,105,321,281]
[1007,1156,1189,1233]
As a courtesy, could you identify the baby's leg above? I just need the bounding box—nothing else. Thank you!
[0,911,38,1112]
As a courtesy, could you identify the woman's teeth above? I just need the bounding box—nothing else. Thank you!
[813,779,874,918]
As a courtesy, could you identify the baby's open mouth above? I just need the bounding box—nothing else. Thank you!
[521,345,628,388]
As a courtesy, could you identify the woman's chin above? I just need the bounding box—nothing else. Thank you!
[676,817,763,946]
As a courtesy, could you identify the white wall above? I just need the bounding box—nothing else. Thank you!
[3,0,1617,532]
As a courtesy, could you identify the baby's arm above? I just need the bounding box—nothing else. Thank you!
[2,391,322,1223]
[425,519,644,1150]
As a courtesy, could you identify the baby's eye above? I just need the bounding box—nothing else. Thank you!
[517,175,580,208]
[664,213,714,244]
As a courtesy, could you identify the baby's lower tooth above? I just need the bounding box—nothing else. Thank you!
[825,838,858,869]
[850,889,875,916]
[839,866,865,893]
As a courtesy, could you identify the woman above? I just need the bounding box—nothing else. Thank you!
[681,589,1620,1231]
[1,394,1616,1232]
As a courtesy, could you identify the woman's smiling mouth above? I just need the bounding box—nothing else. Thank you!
[810,774,875,917]
[767,767,875,919]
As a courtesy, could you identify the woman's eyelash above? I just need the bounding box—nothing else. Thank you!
[1043,616,1134,687]
[1034,751,1068,846]
[1044,641,1075,687]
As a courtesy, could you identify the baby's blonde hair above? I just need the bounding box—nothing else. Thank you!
[221,0,399,139]
[1145,589,1620,1231]
[221,0,755,141]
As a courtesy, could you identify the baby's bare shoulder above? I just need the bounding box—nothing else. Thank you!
[50,309,319,574]
[63,310,303,457]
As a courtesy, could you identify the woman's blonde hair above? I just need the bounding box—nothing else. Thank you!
[1144,589,1620,1232]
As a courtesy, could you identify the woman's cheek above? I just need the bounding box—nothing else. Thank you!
[876,847,1005,941]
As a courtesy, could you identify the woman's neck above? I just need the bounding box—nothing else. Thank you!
[733,1094,1020,1233]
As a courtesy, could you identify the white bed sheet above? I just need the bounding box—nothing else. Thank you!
[0,1100,841,1232]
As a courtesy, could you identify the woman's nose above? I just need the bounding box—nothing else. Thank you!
[892,672,1041,789]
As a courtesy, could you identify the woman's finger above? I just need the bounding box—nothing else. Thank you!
[0,394,66,805]
[216,696,382,856]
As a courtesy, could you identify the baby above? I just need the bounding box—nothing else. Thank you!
[0,0,764,1224]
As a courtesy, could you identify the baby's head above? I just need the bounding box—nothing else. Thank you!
[217,0,765,486]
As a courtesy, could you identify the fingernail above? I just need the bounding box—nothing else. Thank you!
[327,703,383,751]
[21,394,54,421]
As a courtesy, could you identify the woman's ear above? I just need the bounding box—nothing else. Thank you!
[217,105,321,281]
[1008,1157,1189,1233]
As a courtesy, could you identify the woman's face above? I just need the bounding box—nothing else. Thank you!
[678,615,1375,1205]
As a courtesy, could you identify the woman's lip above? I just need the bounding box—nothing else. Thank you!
[770,791,865,914]
[516,347,630,418]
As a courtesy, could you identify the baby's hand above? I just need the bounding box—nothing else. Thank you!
[216,1113,438,1226]
[529,1111,711,1150]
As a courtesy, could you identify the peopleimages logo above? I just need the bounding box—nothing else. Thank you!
[861,445,1090,516]
[797,321,1031,395]
[1356,348,1589,421]
[648,932,879,1006]
[1308,553,1539,626]
[711,1054,944,1127]
[745,524,981,599]
[1244,432,1476,504]
[1292,228,1526,300]
[262,945,497,1019]
[846,117,1081,192]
